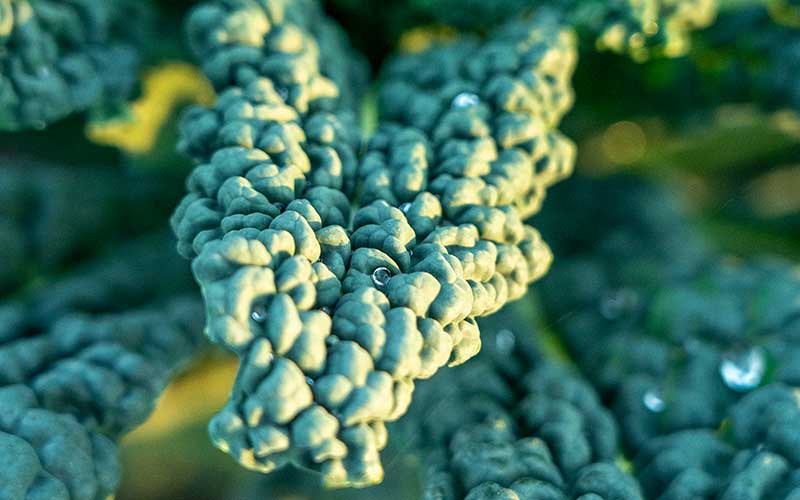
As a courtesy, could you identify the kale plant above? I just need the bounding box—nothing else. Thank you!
[0,0,797,499]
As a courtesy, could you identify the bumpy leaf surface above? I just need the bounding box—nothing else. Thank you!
[335,0,717,59]
[0,385,119,500]
[173,0,576,486]
[702,3,800,112]
[405,313,642,500]
[635,384,800,499]
[539,174,800,497]
[574,0,717,59]
[0,236,204,500]
[0,0,150,130]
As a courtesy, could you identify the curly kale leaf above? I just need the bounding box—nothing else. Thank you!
[538,174,800,498]
[173,0,576,486]
[0,0,152,130]
[636,384,800,499]
[697,3,800,112]
[405,314,642,500]
[0,385,119,500]
[0,236,204,500]
[329,0,718,60]
[541,178,800,448]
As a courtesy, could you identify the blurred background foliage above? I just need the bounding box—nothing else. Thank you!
[0,0,798,499]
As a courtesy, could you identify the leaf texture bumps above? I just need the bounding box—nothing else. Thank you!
[634,383,800,499]
[702,3,800,112]
[0,237,204,500]
[539,174,800,498]
[173,0,576,487]
[336,0,717,60]
[0,0,150,130]
[405,316,642,500]
[576,0,718,59]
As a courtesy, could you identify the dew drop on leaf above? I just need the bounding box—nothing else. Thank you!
[372,267,392,287]
[643,388,665,413]
[719,345,766,392]
[451,92,480,109]
[251,303,268,323]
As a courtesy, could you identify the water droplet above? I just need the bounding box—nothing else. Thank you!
[599,288,639,320]
[643,388,665,413]
[322,306,332,316]
[720,346,766,392]
[495,329,516,354]
[251,303,268,323]
[400,202,413,214]
[306,377,315,386]
[451,92,480,109]
[372,267,392,287]
[325,336,339,346]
